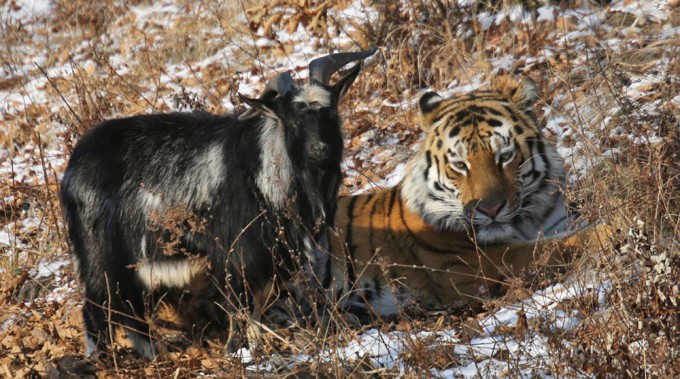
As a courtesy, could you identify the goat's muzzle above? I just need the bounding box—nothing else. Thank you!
[308,141,330,162]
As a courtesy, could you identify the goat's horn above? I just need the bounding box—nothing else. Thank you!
[308,48,377,86]
[264,72,295,96]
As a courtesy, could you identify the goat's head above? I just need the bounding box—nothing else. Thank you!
[239,48,377,168]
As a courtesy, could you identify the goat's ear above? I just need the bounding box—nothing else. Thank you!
[331,63,362,101]
[238,93,281,121]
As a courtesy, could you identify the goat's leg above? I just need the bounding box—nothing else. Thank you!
[81,289,113,359]
[84,273,158,360]
[120,281,158,360]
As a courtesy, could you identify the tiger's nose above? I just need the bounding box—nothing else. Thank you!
[477,200,505,219]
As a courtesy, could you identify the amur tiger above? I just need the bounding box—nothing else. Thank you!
[327,75,606,317]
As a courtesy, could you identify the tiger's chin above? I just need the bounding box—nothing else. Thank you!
[473,222,517,244]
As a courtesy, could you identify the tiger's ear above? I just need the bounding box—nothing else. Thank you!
[418,91,444,132]
[492,75,538,118]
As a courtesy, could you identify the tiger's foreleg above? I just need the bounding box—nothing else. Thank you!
[479,223,615,287]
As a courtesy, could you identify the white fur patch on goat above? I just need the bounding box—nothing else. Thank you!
[127,329,159,360]
[294,85,331,108]
[85,335,97,358]
[180,144,225,209]
[138,189,164,215]
[135,259,206,289]
[137,144,225,214]
[257,118,293,209]
[140,234,147,258]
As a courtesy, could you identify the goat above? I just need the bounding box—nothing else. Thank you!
[60,48,377,359]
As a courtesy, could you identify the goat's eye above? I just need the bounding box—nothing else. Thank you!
[451,161,468,172]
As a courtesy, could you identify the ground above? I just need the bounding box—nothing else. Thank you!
[0,0,678,377]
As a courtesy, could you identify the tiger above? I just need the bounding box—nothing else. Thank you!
[325,75,605,317]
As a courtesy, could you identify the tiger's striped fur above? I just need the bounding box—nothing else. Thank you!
[327,75,601,316]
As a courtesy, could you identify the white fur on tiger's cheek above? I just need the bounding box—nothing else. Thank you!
[401,157,431,213]
[402,154,466,231]
[519,139,553,192]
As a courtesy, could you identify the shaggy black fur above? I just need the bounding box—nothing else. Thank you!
[60,50,375,359]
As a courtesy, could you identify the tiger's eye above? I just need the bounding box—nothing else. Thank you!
[499,151,515,163]
[452,161,468,171]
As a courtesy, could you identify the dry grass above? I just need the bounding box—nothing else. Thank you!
[0,0,678,377]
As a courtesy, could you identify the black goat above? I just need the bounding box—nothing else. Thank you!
[60,49,376,359]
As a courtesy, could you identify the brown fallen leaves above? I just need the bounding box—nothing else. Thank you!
[0,289,82,378]
[247,0,355,38]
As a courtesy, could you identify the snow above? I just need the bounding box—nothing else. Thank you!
[495,5,531,26]
[1,316,18,332]
[0,227,22,251]
[1,0,675,375]
[239,273,615,376]
[536,6,557,23]
[660,24,680,39]
[3,0,52,23]
[331,0,380,25]
[477,12,496,31]
[611,0,671,23]
[33,258,69,280]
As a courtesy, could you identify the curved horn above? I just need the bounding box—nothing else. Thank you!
[308,48,377,86]
[263,72,295,97]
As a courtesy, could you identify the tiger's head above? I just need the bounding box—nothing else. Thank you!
[401,75,566,243]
